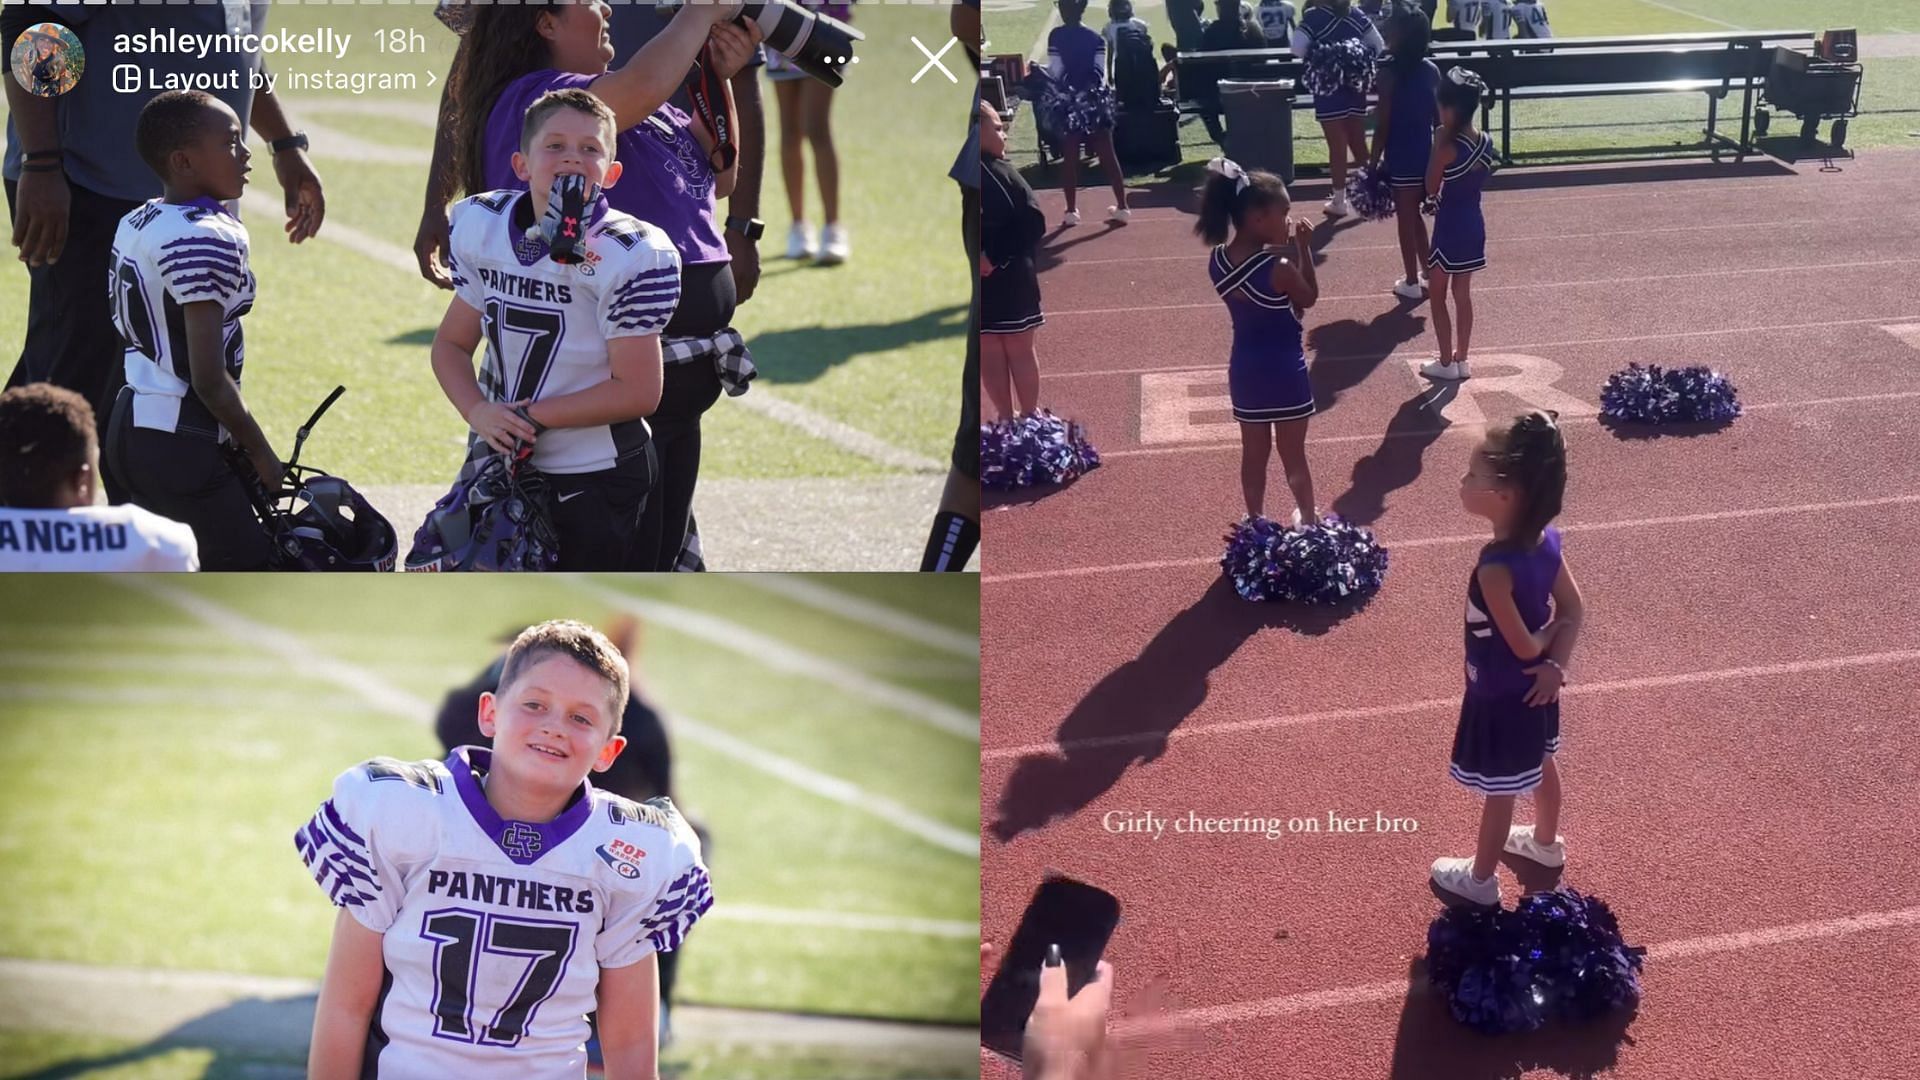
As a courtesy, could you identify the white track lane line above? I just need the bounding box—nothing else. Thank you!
[1097,389,1920,460]
[1114,905,1920,1034]
[984,493,1920,585]
[1046,258,1920,318]
[125,580,976,860]
[735,575,980,659]
[983,645,1920,761]
[569,578,979,741]
[1046,313,1920,381]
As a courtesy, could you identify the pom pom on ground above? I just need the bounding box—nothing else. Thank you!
[1599,363,1742,425]
[1426,888,1646,1036]
[1220,514,1389,604]
[981,410,1101,490]
[1345,165,1396,221]
[1303,38,1378,97]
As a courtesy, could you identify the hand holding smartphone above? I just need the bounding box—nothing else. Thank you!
[980,874,1123,1061]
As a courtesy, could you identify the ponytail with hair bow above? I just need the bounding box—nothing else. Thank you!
[1207,156,1250,194]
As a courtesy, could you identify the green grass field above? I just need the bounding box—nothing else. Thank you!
[990,0,1920,174]
[1,4,974,484]
[0,574,979,1077]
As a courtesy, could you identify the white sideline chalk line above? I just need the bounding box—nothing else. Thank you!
[984,645,1920,761]
[736,574,980,658]
[570,578,979,741]
[983,493,1920,585]
[1114,905,1920,1034]
[124,580,976,861]
[1045,313,1920,381]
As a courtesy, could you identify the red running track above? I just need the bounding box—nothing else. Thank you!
[980,150,1920,1078]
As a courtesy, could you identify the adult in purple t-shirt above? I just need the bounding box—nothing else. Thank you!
[440,1,763,572]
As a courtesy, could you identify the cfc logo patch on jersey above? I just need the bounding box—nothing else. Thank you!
[501,821,544,859]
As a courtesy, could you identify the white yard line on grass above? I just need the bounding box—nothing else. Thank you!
[235,189,942,477]
[712,904,977,938]
[671,711,978,857]
[125,580,976,858]
[984,492,1920,585]
[1634,0,1743,31]
[569,578,980,741]
[736,575,980,659]
[0,957,980,1059]
[1115,905,1920,1034]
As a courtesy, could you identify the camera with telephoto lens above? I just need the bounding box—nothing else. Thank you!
[660,0,864,87]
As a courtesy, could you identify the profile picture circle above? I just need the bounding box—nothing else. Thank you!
[10,23,85,99]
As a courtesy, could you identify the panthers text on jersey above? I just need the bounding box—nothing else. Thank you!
[296,747,713,1079]
[109,197,256,441]
[446,190,682,476]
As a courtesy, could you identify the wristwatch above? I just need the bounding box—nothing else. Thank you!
[724,215,764,241]
[270,132,310,155]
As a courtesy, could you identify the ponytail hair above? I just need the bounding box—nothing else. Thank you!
[1387,2,1431,76]
[1194,158,1291,245]
[1485,410,1567,549]
[1438,65,1486,138]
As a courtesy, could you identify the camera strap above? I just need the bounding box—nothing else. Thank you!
[683,45,738,174]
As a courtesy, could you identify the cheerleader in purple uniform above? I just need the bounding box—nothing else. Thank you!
[1047,0,1132,225]
[1196,158,1322,525]
[1431,411,1586,907]
[1291,0,1384,218]
[1421,67,1495,381]
[1369,7,1439,301]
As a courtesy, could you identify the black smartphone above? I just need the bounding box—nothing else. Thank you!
[980,874,1123,1060]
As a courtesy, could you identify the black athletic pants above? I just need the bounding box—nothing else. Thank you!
[104,389,271,570]
[5,177,139,503]
[546,444,658,571]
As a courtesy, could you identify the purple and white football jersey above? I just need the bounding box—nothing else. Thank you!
[447,189,682,476]
[109,197,256,440]
[296,747,712,1079]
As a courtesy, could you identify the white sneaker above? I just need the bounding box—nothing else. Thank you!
[1061,210,1081,226]
[817,222,850,265]
[1504,826,1566,869]
[1324,194,1351,218]
[1420,359,1469,381]
[785,221,814,260]
[1392,279,1427,301]
[1290,507,1318,529]
[1108,205,1131,223]
[1430,857,1501,906]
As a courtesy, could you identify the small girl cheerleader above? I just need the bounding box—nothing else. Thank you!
[1370,5,1439,301]
[1195,158,1321,525]
[1047,0,1132,225]
[1291,0,1385,218]
[978,101,1049,420]
[1431,410,1585,907]
[1421,67,1495,381]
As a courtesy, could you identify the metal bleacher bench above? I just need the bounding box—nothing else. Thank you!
[1173,29,1817,165]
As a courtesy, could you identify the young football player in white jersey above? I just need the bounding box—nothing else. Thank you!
[432,89,678,571]
[104,90,281,570]
[0,384,198,571]
[300,620,712,1079]
[1507,0,1551,39]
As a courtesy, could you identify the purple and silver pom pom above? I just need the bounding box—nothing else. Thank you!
[1345,165,1396,221]
[1419,193,1440,217]
[1600,363,1742,425]
[1426,888,1645,1036]
[1303,38,1378,97]
[981,410,1102,490]
[1220,514,1389,604]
